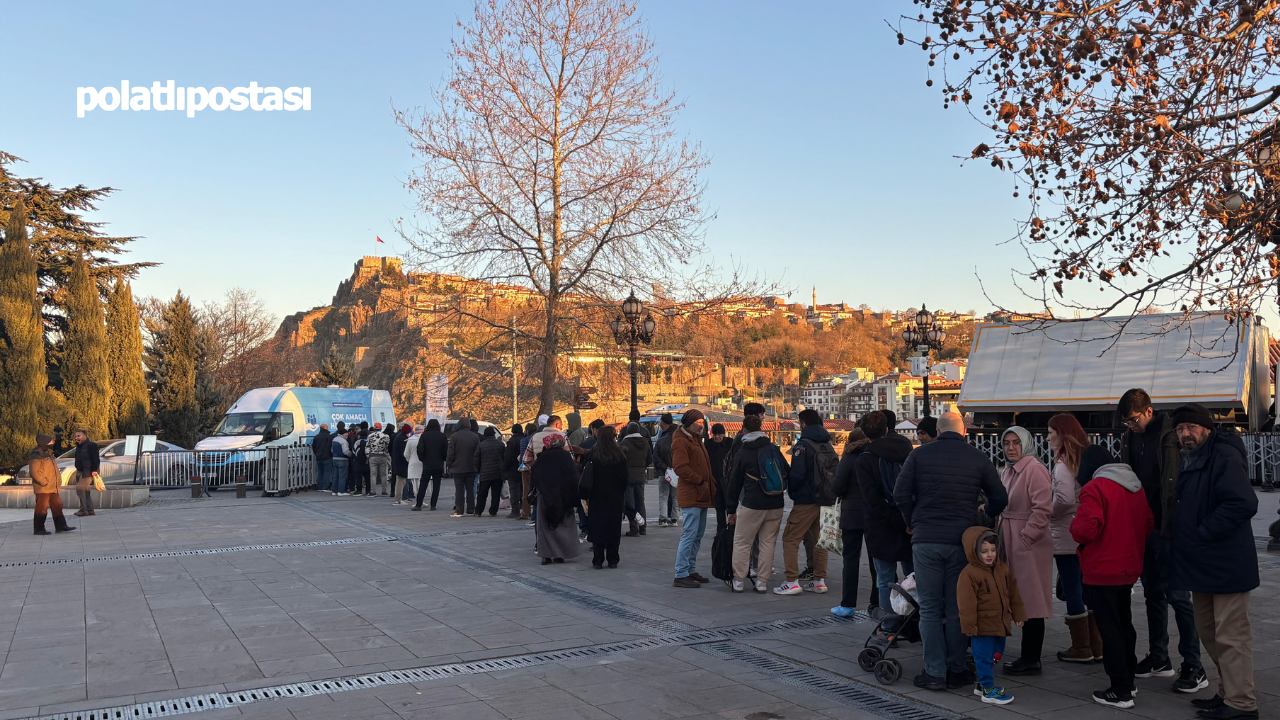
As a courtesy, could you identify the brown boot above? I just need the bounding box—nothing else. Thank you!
[1056,613,1094,663]
[1086,610,1104,663]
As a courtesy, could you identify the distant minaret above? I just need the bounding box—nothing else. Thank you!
[811,286,817,311]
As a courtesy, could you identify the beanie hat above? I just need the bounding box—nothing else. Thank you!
[1172,403,1215,431]
[681,409,705,427]
[35,434,53,448]
[1076,444,1116,486]
[711,423,725,435]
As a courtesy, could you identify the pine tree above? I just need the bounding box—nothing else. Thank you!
[0,199,46,466]
[145,292,199,449]
[316,343,354,387]
[61,255,111,440]
[194,324,227,438]
[106,279,148,437]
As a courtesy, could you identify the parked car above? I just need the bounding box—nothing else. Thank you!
[15,439,187,485]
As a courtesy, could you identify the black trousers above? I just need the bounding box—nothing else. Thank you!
[475,478,502,515]
[1018,618,1045,663]
[415,468,443,508]
[624,483,647,529]
[1087,584,1138,693]
[505,476,522,513]
[453,473,476,514]
[839,528,879,609]
[351,462,368,494]
[593,542,620,566]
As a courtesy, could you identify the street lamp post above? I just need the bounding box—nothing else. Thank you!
[611,292,656,423]
[901,304,947,418]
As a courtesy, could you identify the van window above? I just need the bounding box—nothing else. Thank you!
[214,412,294,437]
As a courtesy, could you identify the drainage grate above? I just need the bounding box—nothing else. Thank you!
[697,642,966,720]
[19,635,693,720]
[713,612,871,637]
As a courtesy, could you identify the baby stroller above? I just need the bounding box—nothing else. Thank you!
[857,581,921,685]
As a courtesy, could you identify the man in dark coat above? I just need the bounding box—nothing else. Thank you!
[391,424,412,504]
[312,424,333,492]
[446,419,481,516]
[73,431,100,516]
[474,427,506,517]
[1168,404,1258,720]
[621,422,651,536]
[1118,388,1204,691]
[654,414,678,525]
[893,412,1008,691]
[503,425,525,518]
[705,423,732,536]
[830,426,875,617]
[855,411,914,614]
[414,419,448,511]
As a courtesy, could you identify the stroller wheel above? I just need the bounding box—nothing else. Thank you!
[874,658,902,685]
[857,647,882,672]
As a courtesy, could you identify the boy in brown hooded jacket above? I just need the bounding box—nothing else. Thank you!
[957,526,1026,705]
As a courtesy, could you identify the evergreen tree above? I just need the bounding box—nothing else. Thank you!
[61,255,111,440]
[316,343,354,387]
[194,324,227,438]
[106,279,148,437]
[0,199,46,466]
[145,292,199,448]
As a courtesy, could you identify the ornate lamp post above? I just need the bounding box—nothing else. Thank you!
[901,304,947,418]
[611,291,656,423]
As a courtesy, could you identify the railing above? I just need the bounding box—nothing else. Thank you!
[263,444,317,495]
[133,449,268,489]
[966,431,1123,469]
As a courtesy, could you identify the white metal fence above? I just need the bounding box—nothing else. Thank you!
[263,444,317,495]
[132,448,269,489]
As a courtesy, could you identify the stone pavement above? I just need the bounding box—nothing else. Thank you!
[0,484,1272,720]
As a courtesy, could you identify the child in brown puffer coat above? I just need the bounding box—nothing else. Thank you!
[957,526,1027,705]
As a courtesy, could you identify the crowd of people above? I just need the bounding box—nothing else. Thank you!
[299,389,1260,719]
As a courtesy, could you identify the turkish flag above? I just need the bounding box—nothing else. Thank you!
[376,235,385,243]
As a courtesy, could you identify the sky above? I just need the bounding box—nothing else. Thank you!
[0,1,1030,324]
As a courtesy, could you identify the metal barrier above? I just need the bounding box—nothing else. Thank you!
[263,444,317,495]
[967,430,1122,468]
[133,449,268,489]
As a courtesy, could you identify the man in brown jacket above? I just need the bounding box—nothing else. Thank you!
[30,435,74,536]
[671,410,715,588]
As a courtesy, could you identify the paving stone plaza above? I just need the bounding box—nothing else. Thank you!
[0,485,1275,720]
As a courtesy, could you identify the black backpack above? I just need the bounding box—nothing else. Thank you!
[797,438,841,506]
[711,523,736,583]
[878,457,903,507]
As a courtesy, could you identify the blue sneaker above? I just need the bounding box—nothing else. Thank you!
[830,605,858,618]
[975,685,1013,705]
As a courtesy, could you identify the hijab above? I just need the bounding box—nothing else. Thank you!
[1002,426,1034,464]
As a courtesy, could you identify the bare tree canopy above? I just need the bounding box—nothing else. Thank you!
[394,0,715,414]
[902,1,1280,321]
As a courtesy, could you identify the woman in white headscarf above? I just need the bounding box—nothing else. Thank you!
[998,425,1055,676]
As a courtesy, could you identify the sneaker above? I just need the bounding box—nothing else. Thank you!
[831,605,859,618]
[450,513,463,518]
[1174,664,1208,693]
[411,506,422,511]
[392,500,403,505]
[731,580,745,593]
[773,581,802,596]
[1093,688,1135,709]
[1192,696,1227,711]
[753,578,768,593]
[1195,706,1260,720]
[802,579,828,594]
[798,566,815,581]
[673,576,701,588]
[526,521,536,527]
[913,672,945,690]
[977,686,1014,705]
[947,668,975,689]
[1135,655,1175,678]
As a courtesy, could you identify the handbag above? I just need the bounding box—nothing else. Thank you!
[578,460,595,500]
[664,468,679,487]
[92,474,106,492]
[817,501,843,556]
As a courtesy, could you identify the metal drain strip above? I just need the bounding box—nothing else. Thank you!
[697,642,966,720]
[0,526,530,569]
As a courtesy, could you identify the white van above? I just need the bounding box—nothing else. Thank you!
[196,385,397,451]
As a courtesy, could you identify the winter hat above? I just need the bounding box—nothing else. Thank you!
[681,409,705,427]
[711,423,725,435]
[1076,444,1116,486]
[35,434,53,448]
[537,413,549,427]
[1002,426,1034,462]
[373,422,382,429]
[484,426,496,437]
[400,423,412,433]
[1172,403,1215,431]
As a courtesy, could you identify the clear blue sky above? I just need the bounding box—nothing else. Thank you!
[0,0,1026,322]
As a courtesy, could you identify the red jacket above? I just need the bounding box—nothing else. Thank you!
[1070,463,1153,586]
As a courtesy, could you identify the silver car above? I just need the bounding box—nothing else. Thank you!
[15,439,187,485]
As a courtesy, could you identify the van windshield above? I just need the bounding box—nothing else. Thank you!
[214,412,295,437]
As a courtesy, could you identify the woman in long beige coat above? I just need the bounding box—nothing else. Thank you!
[999,426,1054,676]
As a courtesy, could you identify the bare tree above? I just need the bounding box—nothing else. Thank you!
[900,2,1280,324]
[395,0,719,415]
[201,288,278,398]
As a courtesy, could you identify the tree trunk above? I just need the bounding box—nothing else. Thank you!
[537,294,559,416]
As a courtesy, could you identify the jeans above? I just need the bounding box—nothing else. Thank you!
[332,458,349,494]
[971,635,1006,690]
[839,529,879,609]
[1055,553,1087,616]
[315,458,333,491]
[674,507,708,578]
[369,455,390,492]
[1143,533,1201,668]
[415,468,442,509]
[913,542,968,678]
[453,472,476,514]
[624,483,646,528]
[658,479,679,520]
[873,557,915,610]
[1088,584,1138,693]
[398,475,415,501]
[577,502,588,532]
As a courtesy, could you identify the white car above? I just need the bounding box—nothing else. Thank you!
[15,439,187,485]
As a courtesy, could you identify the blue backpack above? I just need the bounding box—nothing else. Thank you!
[754,445,789,495]
[879,457,903,507]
